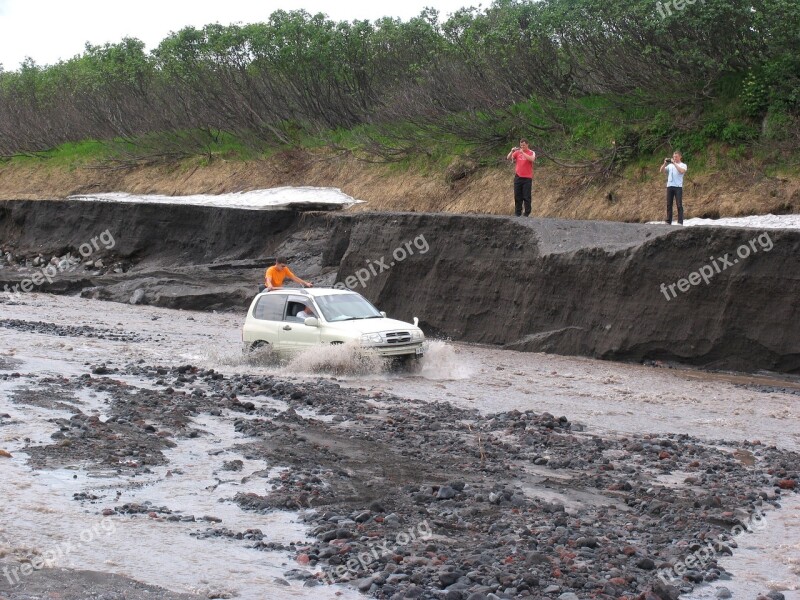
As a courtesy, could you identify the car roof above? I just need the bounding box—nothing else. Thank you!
[258,287,361,299]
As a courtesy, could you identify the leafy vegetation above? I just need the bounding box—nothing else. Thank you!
[0,0,798,178]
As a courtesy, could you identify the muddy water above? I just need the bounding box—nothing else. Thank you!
[1,293,799,597]
[682,494,800,599]
[0,359,360,599]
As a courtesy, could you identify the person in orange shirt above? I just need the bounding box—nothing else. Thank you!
[264,257,313,291]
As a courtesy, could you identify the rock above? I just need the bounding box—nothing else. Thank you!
[684,569,704,583]
[439,571,463,587]
[356,575,377,592]
[525,552,550,566]
[437,485,457,500]
[777,479,796,490]
[543,585,560,593]
[715,587,732,598]
[637,557,656,570]
[130,289,146,305]
[355,511,372,523]
[384,513,401,528]
[559,594,580,600]
[0,449,12,458]
[652,582,680,600]
[766,593,785,600]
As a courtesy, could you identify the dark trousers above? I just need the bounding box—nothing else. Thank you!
[514,175,532,216]
[666,186,684,224]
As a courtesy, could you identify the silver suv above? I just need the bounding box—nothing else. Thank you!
[242,287,425,358]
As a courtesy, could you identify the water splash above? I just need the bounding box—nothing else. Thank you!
[201,339,471,381]
[415,340,473,381]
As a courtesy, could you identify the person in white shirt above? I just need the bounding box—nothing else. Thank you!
[659,151,688,224]
[297,304,315,320]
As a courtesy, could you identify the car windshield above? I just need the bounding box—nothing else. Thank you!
[315,293,382,322]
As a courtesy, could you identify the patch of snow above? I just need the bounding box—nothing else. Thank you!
[649,214,800,230]
[69,187,364,210]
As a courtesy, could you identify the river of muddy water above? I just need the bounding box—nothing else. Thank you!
[1,293,797,599]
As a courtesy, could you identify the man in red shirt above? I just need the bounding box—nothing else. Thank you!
[506,139,536,217]
[264,257,313,291]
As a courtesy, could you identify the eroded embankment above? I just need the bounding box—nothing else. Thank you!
[1,199,798,373]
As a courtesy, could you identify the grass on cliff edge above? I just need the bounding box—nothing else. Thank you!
[4,104,799,184]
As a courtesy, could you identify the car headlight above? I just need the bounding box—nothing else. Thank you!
[361,333,383,344]
[411,329,424,341]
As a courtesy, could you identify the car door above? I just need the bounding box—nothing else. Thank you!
[281,296,322,352]
[249,293,287,351]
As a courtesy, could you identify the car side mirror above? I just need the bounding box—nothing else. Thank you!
[304,317,319,327]
[380,311,387,318]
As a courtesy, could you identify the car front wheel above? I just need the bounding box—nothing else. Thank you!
[249,340,270,352]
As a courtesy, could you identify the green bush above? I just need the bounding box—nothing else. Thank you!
[721,122,758,144]
[762,109,797,142]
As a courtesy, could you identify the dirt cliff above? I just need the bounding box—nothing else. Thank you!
[1,199,798,373]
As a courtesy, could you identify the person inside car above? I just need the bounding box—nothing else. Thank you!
[297,304,315,320]
[264,257,314,291]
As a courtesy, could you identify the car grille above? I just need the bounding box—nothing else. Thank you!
[384,331,412,344]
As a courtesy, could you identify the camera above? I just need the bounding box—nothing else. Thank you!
[664,158,672,163]
[512,147,520,152]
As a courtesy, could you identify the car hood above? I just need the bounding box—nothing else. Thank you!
[324,317,419,335]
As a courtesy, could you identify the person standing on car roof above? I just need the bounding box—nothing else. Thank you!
[264,257,313,291]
